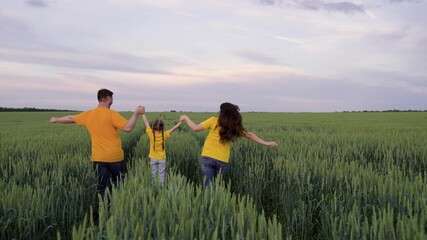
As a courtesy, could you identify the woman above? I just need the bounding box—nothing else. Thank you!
[180,102,278,186]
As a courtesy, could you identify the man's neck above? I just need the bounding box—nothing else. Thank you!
[98,102,110,109]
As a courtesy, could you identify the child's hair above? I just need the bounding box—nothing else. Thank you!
[152,119,165,151]
[217,102,246,144]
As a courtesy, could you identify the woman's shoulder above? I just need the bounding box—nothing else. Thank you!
[201,116,219,129]
[202,116,218,123]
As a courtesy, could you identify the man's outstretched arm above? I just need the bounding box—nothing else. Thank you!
[49,115,76,124]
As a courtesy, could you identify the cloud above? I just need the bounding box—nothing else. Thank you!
[107,0,188,7]
[252,0,366,14]
[168,68,426,112]
[416,37,427,60]
[387,0,421,3]
[233,50,281,65]
[1,61,426,112]
[271,35,305,44]
[322,2,364,13]
[0,47,180,75]
[175,11,196,18]
[0,13,37,49]
[26,0,49,7]
[257,0,277,5]
[350,68,427,93]
[1,0,426,112]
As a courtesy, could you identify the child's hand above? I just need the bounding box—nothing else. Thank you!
[136,106,145,115]
[266,141,278,147]
[179,115,187,122]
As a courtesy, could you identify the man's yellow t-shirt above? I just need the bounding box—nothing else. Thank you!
[200,117,231,163]
[146,128,171,160]
[75,107,128,162]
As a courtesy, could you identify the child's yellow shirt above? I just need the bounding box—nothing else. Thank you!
[146,128,171,160]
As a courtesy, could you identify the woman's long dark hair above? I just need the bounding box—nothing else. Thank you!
[217,102,246,144]
[152,119,165,151]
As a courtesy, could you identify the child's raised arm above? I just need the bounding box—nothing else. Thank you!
[141,113,150,129]
[168,120,183,134]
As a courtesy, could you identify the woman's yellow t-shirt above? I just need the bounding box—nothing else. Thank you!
[146,128,171,160]
[74,107,128,163]
[200,117,231,163]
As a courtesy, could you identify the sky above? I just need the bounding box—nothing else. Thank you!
[0,0,426,112]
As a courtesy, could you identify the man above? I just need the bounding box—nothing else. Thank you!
[49,88,145,199]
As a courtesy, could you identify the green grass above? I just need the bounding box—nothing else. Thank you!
[1,111,426,239]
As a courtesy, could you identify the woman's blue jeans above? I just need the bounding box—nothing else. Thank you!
[201,156,229,187]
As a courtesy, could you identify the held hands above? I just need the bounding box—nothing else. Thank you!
[179,115,188,122]
[136,106,145,115]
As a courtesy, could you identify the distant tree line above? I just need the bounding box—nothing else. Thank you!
[2,107,425,113]
[342,109,427,113]
[0,107,75,112]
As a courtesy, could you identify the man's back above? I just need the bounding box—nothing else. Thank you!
[75,107,127,162]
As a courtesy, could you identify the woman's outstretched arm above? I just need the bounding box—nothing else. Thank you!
[244,132,278,147]
[179,115,204,132]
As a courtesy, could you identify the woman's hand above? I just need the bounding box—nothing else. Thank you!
[179,115,188,122]
[266,141,278,147]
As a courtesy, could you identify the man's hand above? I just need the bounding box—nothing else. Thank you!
[49,117,57,123]
[136,106,145,115]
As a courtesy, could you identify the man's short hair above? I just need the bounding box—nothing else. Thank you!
[97,89,113,102]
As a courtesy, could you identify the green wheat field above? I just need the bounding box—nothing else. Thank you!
[1,111,426,239]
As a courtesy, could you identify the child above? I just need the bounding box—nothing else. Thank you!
[180,102,278,186]
[142,113,182,183]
